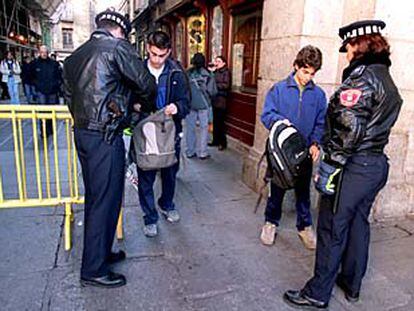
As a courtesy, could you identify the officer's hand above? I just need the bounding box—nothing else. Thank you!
[133,103,141,112]
[165,103,178,116]
[309,145,320,163]
[315,160,342,195]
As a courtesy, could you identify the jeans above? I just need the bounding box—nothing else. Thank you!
[265,158,313,231]
[185,109,209,157]
[137,142,181,225]
[37,92,58,136]
[23,84,36,104]
[7,77,19,104]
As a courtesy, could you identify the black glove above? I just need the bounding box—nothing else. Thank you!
[315,159,342,195]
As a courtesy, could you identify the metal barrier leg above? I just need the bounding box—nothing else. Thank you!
[116,208,123,240]
[65,203,72,251]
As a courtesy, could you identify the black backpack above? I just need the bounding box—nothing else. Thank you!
[255,121,309,212]
[266,121,310,189]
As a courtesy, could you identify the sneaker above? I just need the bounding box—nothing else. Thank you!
[199,154,211,160]
[160,209,180,223]
[298,226,317,250]
[186,153,196,159]
[143,224,158,237]
[260,222,277,245]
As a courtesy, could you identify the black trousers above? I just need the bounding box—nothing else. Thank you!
[74,128,125,278]
[212,106,227,148]
[303,154,389,303]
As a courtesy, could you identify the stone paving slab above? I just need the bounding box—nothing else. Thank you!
[1,147,414,311]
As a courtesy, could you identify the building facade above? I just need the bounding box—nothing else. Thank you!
[50,0,97,61]
[0,0,62,60]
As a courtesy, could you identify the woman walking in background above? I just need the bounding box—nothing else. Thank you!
[209,56,230,150]
[186,53,217,160]
[0,51,21,105]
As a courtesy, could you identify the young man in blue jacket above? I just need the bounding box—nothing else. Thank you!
[260,45,327,249]
[137,31,190,237]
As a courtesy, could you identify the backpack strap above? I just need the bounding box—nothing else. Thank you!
[253,147,271,214]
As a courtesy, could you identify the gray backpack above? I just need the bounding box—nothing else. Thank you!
[133,109,177,171]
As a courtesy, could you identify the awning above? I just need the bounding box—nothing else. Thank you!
[24,0,64,18]
[0,37,38,51]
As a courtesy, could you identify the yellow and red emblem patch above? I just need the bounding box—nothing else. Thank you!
[340,89,362,108]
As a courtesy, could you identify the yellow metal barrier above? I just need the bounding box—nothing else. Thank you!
[0,105,123,251]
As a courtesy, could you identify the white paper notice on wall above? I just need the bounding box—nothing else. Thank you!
[232,43,244,88]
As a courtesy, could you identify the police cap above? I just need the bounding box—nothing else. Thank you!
[338,20,386,52]
[95,8,132,36]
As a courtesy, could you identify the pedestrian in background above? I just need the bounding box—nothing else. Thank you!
[32,45,62,136]
[209,56,230,151]
[21,56,36,104]
[135,31,190,238]
[0,51,21,105]
[260,45,327,250]
[186,52,217,160]
[284,20,403,310]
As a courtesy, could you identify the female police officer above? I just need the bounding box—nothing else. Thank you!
[283,20,403,309]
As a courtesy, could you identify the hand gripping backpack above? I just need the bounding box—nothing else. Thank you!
[133,109,177,171]
[266,120,310,189]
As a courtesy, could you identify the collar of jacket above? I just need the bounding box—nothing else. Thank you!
[341,52,391,82]
[286,72,315,90]
[91,28,115,39]
[145,58,183,77]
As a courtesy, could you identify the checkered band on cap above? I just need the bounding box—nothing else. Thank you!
[344,24,383,39]
[96,10,131,35]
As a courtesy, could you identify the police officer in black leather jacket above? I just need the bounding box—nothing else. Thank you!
[284,20,403,309]
[63,9,156,288]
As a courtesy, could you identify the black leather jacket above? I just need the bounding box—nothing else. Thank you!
[324,55,403,166]
[63,29,156,132]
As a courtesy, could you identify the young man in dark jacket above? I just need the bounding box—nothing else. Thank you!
[63,9,157,288]
[32,45,62,136]
[21,56,36,104]
[137,31,190,237]
[260,45,327,250]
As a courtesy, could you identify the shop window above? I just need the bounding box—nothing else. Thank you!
[211,6,224,60]
[175,21,184,64]
[62,28,73,49]
[187,14,206,67]
[231,9,262,93]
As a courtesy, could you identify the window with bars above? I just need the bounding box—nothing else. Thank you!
[62,28,73,49]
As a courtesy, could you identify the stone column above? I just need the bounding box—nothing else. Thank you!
[242,0,414,219]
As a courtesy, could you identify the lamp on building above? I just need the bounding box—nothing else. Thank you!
[9,31,15,38]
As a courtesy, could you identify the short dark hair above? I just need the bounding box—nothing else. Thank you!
[147,31,171,49]
[191,53,206,69]
[97,19,122,33]
[348,34,390,60]
[216,55,227,64]
[293,45,322,71]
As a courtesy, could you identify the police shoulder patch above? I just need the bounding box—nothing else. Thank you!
[340,89,362,108]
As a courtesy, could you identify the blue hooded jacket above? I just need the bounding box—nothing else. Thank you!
[261,72,327,146]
